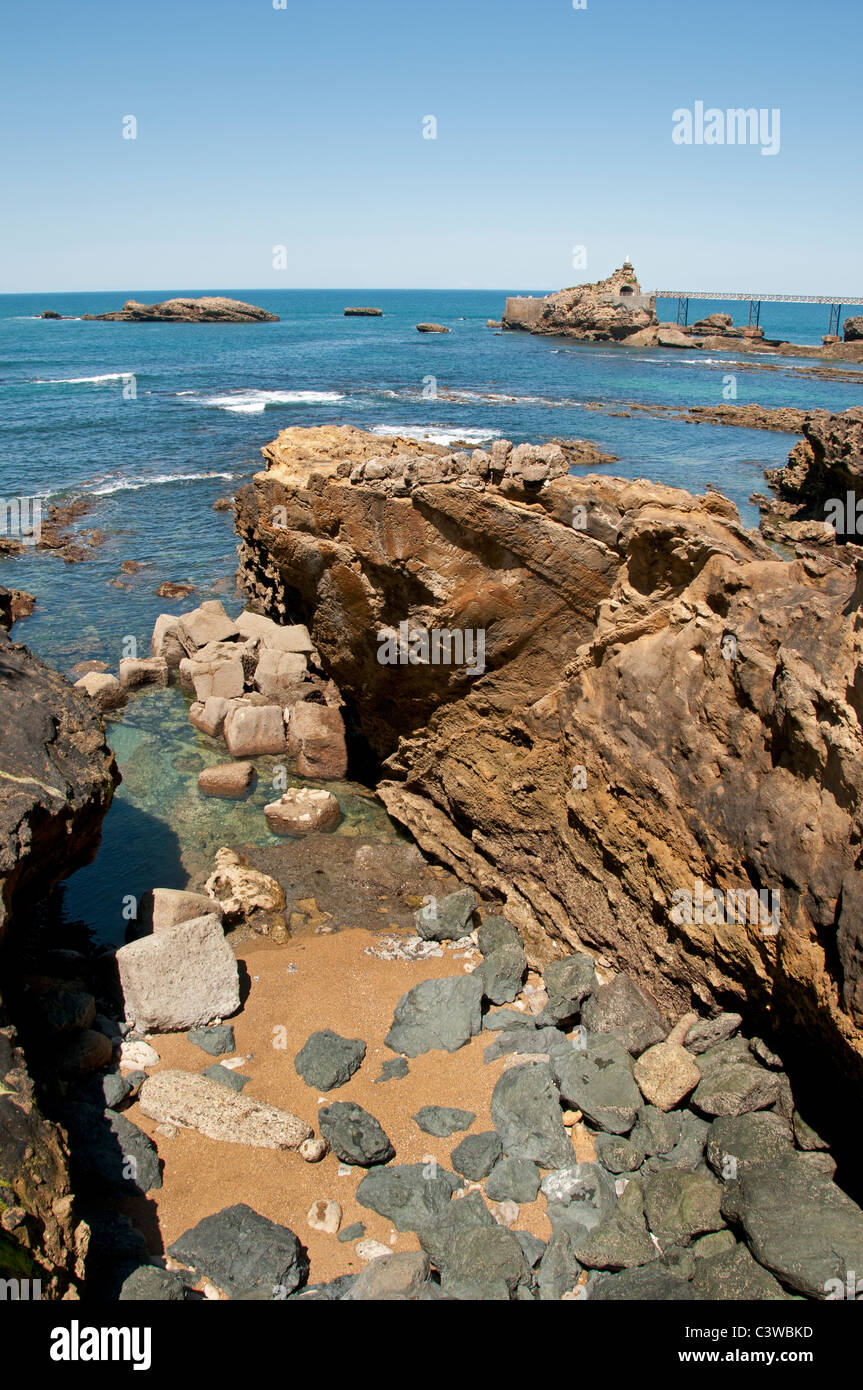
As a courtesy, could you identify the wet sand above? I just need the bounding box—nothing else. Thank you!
[127,924,593,1288]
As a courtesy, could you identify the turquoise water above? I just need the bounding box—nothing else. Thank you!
[1,289,860,941]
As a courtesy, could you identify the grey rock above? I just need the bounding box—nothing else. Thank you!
[749,1036,784,1070]
[690,1242,791,1300]
[374,1056,409,1082]
[573,1214,657,1271]
[318,1101,395,1167]
[62,1104,161,1196]
[684,1013,743,1054]
[591,1263,700,1301]
[792,1110,829,1151]
[721,1152,863,1298]
[695,1036,752,1072]
[345,1251,431,1301]
[337,1221,365,1243]
[541,1162,617,1242]
[294,1029,366,1091]
[553,1034,640,1134]
[580,975,668,1055]
[451,1131,503,1181]
[414,887,477,941]
[96,1071,134,1110]
[595,1133,643,1174]
[642,1111,710,1175]
[119,1266,187,1301]
[417,1189,495,1268]
[692,1062,783,1117]
[33,988,96,1034]
[168,1203,309,1298]
[482,1010,537,1032]
[202,1063,250,1092]
[540,954,596,1025]
[706,1111,794,1179]
[643,1169,725,1244]
[412,1105,475,1137]
[537,1231,582,1299]
[477,915,521,955]
[479,943,527,1005]
[356,1163,461,1231]
[434,1223,530,1300]
[187,1024,235,1056]
[515,1230,547,1268]
[385,973,483,1056]
[485,1157,541,1204]
[630,1104,682,1157]
[692,1230,737,1259]
[490,1061,573,1168]
[484,1026,570,1064]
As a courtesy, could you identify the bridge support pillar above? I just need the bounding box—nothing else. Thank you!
[748,300,761,328]
[676,296,689,327]
[828,303,843,337]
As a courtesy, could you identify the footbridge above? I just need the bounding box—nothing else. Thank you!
[654,290,863,336]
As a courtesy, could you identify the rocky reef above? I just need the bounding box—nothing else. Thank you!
[235,423,863,1120]
[0,592,118,1294]
[503,263,657,341]
[82,296,278,323]
[759,407,863,547]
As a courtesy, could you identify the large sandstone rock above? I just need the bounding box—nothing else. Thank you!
[223,703,287,756]
[264,788,341,834]
[74,670,126,712]
[138,1071,311,1149]
[233,421,863,1115]
[502,264,657,341]
[85,296,279,324]
[254,648,307,698]
[139,887,220,932]
[115,914,239,1031]
[177,600,239,654]
[286,701,348,778]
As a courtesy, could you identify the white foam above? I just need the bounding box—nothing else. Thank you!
[88,471,235,497]
[372,424,503,445]
[34,372,134,384]
[181,389,345,414]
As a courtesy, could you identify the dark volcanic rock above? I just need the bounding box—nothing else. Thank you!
[318,1101,395,1166]
[540,953,596,1025]
[412,1105,475,1137]
[374,1056,409,1083]
[414,887,477,941]
[553,1034,641,1134]
[168,1203,309,1298]
[490,1061,572,1168]
[580,975,668,1054]
[187,1024,235,1056]
[691,1062,783,1117]
[385,974,483,1056]
[485,1157,541,1204]
[294,1029,366,1091]
[705,1111,794,1178]
[721,1153,863,1298]
[61,1104,161,1195]
[643,1169,725,1245]
[356,1163,461,1231]
[450,1130,503,1180]
[119,1265,188,1300]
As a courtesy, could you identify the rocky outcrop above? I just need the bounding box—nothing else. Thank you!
[503,264,657,341]
[82,296,278,323]
[844,316,863,343]
[235,423,863,1115]
[759,407,863,546]
[0,628,118,1295]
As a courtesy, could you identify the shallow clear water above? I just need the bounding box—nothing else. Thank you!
[1,289,860,942]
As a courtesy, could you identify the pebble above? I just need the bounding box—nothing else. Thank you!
[490,1200,520,1228]
[299,1137,328,1163]
[119,1040,160,1070]
[356,1238,392,1261]
[307,1199,341,1235]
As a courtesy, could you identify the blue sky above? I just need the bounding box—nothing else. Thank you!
[1,0,860,293]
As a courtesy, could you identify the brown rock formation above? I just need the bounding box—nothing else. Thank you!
[759,407,863,546]
[502,263,657,341]
[0,627,119,1295]
[82,296,278,323]
[235,424,863,1104]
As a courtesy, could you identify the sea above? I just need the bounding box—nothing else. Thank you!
[1,288,860,943]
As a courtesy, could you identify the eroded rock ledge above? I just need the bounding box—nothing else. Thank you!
[0,597,119,1294]
[234,426,863,1107]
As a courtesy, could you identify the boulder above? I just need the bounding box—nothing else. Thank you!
[235,612,314,652]
[192,659,244,701]
[74,671,126,712]
[705,1111,794,1178]
[294,1029,366,1091]
[643,1169,725,1244]
[485,1157,541,1204]
[355,1164,461,1231]
[139,887,220,932]
[580,976,668,1055]
[691,1062,783,1117]
[344,1252,431,1301]
[187,1024,235,1056]
[385,974,484,1056]
[541,1162,617,1242]
[150,614,185,667]
[490,1061,573,1168]
[843,315,863,342]
[317,1102,395,1167]
[414,887,478,941]
[539,953,596,1025]
[416,323,450,333]
[553,1035,641,1134]
[189,696,230,737]
[286,701,348,779]
[176,600,239,654]
[412,1105,476,1138]
[118,656,169,689]
[168,1204,308,1298]
[138,1070,312,1149]
[223,703,287,757]
[61,1104,161,1195]
[119,1266,188,1301]
[264,788,341,834]
[115,913,239,1032]
[634,1039,702,1111]
[254,648,308,699]
[451,1131,503,1181]
[198,761,255,798]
